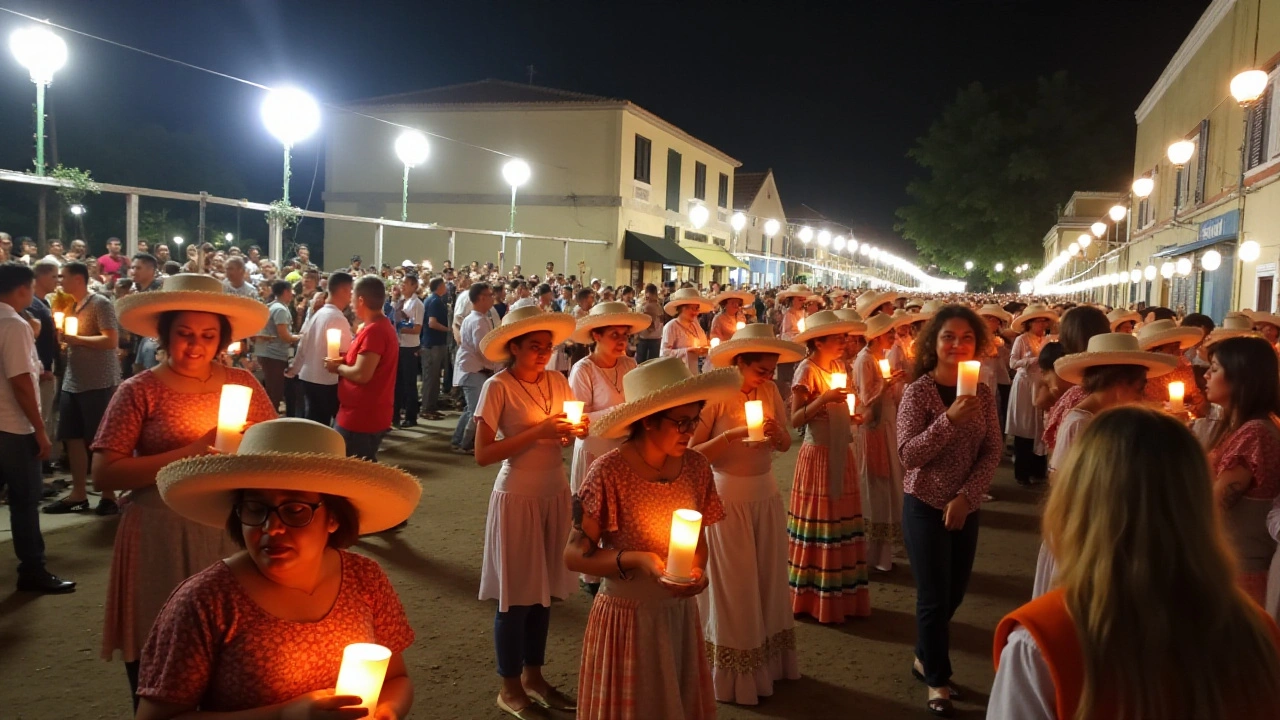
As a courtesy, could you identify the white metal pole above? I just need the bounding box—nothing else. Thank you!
[374,223,384,271]
[448,230,456,268]
[125,194,139,257]
[269,216,283,266]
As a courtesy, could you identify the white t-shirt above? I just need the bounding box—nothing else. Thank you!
[289,304,352,386]
[398,296,424,349]
[0,303,41,434]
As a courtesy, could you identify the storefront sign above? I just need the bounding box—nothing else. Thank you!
[1198,209,1239,244]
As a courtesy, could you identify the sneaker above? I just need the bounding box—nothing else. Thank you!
[95,498,120,516]
[43,497,90,514]
[16,569,76,594]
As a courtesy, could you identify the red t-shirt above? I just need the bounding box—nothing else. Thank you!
[336,317,397,434]
[98,253,125,282]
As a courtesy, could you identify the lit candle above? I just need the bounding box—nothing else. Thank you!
[63,316,78,337]
[710,337,721,348]
[735,321,746,330]
[847,393,857,416]
[53,311,65,330]
[326,328,342,359]
[744,399,765,442]
[957,360,981,397]
[214,384,253,453]
[1168,381,1185,413]
[878,358,891,379]
[334,643,392,714]
[830,372,847,390]
[226,341,241,356]
[797,318,806,334]
[664,509,703,582]
[563,400,584,426]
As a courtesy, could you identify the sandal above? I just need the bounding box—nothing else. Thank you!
[926,696,954,717]
[496,694,550,720]
[527,686,576,711]
[912,666,963,700]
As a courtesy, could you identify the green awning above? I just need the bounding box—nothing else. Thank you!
[623,231,702,267]
[679,241,749,270]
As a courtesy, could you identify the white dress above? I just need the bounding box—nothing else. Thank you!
[1033,407,1093,598]
[567,355,637,493]
[661,317,708,375]
[853,347,904,569]
[1007,333,1047,450]
[476,370,576,611]
[695,383,800,704]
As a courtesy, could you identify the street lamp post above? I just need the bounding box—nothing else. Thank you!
[763,219,780,287]
[730,212,746,284]
[501,158,531,273]
[394,130,430,223]
[10,25,66,176]
[261,87,321,205]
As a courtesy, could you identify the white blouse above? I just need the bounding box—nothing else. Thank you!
[661,318,708,374]
[988,627,1056,720]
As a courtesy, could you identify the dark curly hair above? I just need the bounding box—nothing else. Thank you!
[911,305,991,380]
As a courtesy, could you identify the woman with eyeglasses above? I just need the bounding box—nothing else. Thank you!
[135,419,420,720]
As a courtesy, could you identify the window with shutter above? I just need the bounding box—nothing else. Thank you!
[665,150,682,211]
[717,173,729,208]
[1247,88,1270,169]
[1174,166,1185,210]
[694,162,707,201]
[1194,119,1209,204]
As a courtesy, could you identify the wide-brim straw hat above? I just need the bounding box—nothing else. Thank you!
[915,299,947,323]
[570,302,651,344]
[1107,308,1141,331]
[480,305,576,362]
[864,312,899,340]
[977,303,1012,324]
[1248,310,1280,330]
[709,324,805,368]
[1014,304,1057,331]
[794,309,863,344]
[855,290,900,318]
[1053,333,1178,385]
[157,418,422,535]
[116,273,269,340]
[592,357,741,439]
[1205,313,1262,348]
[713,289,755,307]
[663,288,714,316]
[832,309,868,335]
[1136,319,1204,351]
[776,284,815,303]
[904,297,924,310]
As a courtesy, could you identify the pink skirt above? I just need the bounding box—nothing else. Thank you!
[787,443,870,623]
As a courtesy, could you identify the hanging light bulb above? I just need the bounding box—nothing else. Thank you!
[1090,221,1107,238]
[1132,177,1154,199]
[1160,261,1175,279]
[1078,232,1093,249]
[798,226,813,244]
[1108,205,1127,222]
[1201,250,1222,271]
[1176,257,1193,276]
[1240,239,1261,262]
[1143,264,1157,281]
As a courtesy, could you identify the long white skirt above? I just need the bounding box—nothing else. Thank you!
[697,469,800,704]
[1007,367,1044,452]
[478,471,574,612]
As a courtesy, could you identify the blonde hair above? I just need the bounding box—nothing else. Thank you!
[1046,406,1280,720]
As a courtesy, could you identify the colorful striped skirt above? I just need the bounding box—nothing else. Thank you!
[787,442,871,623]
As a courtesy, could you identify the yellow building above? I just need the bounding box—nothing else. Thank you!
[322,80,743,287]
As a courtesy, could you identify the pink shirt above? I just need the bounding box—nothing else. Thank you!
[897,375,1002,510]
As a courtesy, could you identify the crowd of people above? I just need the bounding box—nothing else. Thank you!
[2,229,1280,719]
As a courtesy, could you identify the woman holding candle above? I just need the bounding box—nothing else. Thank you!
[135,419,420,719]
[854,312,907,573]
[566,356,739,719]
[896,305,1002,716]
[1041,306,1110,455]
[709,289,754,344]
[1202,336,1280,606]
[691,324,804,704]
[1134,319,1207,414]
[776,284,815,401]
[660,287,713,375]
[473,306,588,718]
[91,274,275,707]
[789,310,871,622]
[989,407,1280,720]
[1007,304,1056,486]
[977,305,1014,431]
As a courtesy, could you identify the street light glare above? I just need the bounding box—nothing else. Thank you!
[1167,140,1195,166]
[1090,221,1107,238]
[688,203,709,230]
[1240,239,1261,262]
[10,26,66,85]
[730,212,747,232]
[502,158,531,188]
[1201,249,1222,271]
[261,87,321,147]
[1078,232,1092,249]
[1144,264,1157,281]
[817,230,831,247]
[224,232,234,242]
[173,236,184,245]
[833,235,846,251]
[69,204,84,216]
[1108,205,1127,222]
[994,262,1004,272]
[1160,261,1175,279]
[763,219,780,237]
[964,260,974,270]
[394,130,430,168]
[1230,69,1269,105]
[1131,177,1155,199]
[798,226,813,244]
[1176,257,1193,276]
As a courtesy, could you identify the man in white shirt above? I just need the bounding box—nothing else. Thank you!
[451,282,499,454]
[0,262,75,593]
[394,274,425,428]
[287,271,354,427]
[221,256,257,299]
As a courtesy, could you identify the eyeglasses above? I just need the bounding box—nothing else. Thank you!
[234,500,323,528]
[658,414,701,434]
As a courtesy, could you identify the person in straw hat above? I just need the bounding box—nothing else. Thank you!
[834,308,868,367]
[1201,336,1280,611]
[566,356,739,719]
[1107,307,1140,334]
[896,305,1002,716]
[990,407,1280,720]
[137,418,420,718]
[91,273,277,705]
[853,311,908,573]
[774,284,814,403]
[689,325,804,703]
[567,302,649,595]
[660,287,713,376]
[977,304,1014,432]
[1033,333,1178,599]
[1249,310,1280,353]
[473,304,587,718]
[787,309,871,622]
[1204,312,1262,353]
[1042,306,1113,456]
[855,288,899,320]
[709,288,754,344]
[1007,304,1056,485]
[1136,319,1207,415]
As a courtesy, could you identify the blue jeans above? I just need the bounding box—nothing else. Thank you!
[494,604,551,677]
[635,338,660,365]
[451,373,487,450]
[337,424,384,462]
[0,431,46,574]
[901,493,981,688]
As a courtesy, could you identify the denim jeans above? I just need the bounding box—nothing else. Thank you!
[635,338,661,365]
[394,347,420,423]
[419,344,448,412]
[901,493,981,688]
[451,373,487,450]
[0,431,46,574]
[301,380,339,427]
[494,604,551,677]
[337,424,384,462]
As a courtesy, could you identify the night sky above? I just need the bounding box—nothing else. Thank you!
[0,0,1211,257]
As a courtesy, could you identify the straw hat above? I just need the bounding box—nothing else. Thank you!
[904,297,924,310]
[1052,333,1178,385]
[570,302,651,344]
[1107,308,1141,331]
[592,357,741,439]
[1248,310,1280,330]
[916,299,946,322]
[116,273,269,340]
[1014,304,1056,331]
[1205,313,1262,348]
[663,287,714,316]
[713,289,755,307]
[1136,319,1204,351]
[709,324,805,368]
[480,305,576,362]
[794,310,863,344]
[977,304,1012,324]
[157,418,422,535]
[776,284,815,303]
[864,312,899,340]
[855,289,900,318]
[832,309,868,335]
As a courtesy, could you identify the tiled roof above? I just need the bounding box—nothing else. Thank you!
[785,202,832,224]
[350,79,622,107]
[733,171,768,210]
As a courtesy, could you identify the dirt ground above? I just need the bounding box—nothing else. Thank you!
[0,417,1043,720]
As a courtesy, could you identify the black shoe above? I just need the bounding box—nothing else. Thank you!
[43,497,90,514]
[95,498,120,516]
[16,570,76,594]
[399,419,418,429]
[41,461,54,476]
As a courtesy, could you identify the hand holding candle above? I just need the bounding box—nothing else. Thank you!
[63,316,78,337]
[53,311,65,330]
[735,321,746,330]
[326,328,342,359]
[744,399,765,442]
[846,393,857,416]
[830,372,847,390]
[334,643,392,715]
[664,509,703,583]
[957,361,981,396]
[1168,381,1185,413]
[797,318,806,334]
[214,384,253,453]
[878,358,891,380]
[563,400,584,426]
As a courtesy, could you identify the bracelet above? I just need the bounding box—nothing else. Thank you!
[616,550,630,580]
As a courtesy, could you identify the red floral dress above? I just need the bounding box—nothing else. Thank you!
[1210,418,1280,605]
[137,551,414,712]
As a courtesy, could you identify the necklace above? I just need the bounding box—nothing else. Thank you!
[630,444,679,483]
[741,387,757,401]
[592,354,625,394]
[167,362,215,384]
[513,370,553,415]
